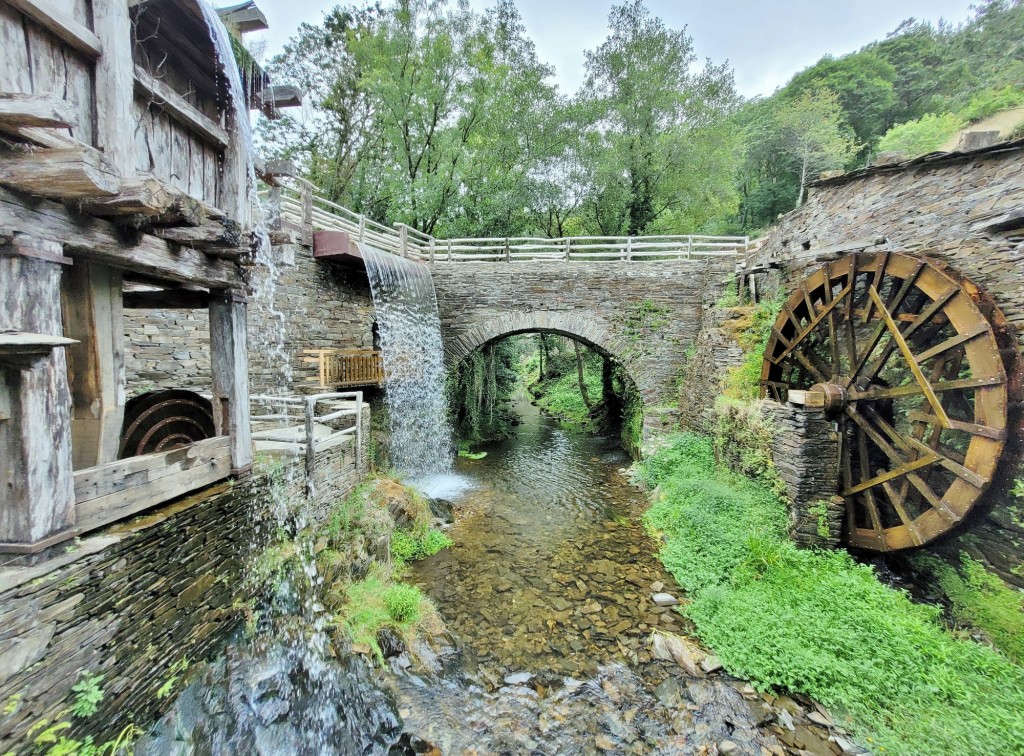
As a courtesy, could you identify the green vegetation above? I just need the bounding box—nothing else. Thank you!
[341,569,438,664]
[456,441,487,460]
[448,339,523,444]
[876,112,966,155]
[911,552,1024,664]
[391,528,452,566]
[640,433,1024,755]
[2,671,140,755]
[723,295,785,400]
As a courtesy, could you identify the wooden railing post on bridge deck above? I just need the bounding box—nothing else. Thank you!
[300,182,313,247]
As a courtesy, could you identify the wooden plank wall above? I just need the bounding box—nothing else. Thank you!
[0,1,96,147]
[131,22,225,208]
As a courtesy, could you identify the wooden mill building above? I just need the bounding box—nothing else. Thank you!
[0,0,301,557]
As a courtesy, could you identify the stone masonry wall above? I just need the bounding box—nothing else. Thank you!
[124,309,212,393]
[123,243,377,396]
[761,403,844,549]
[0,414,369,750]
[753,144,1024,583]
[431,259,734,436]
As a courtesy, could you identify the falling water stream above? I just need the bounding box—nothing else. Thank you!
[360,243,454,479]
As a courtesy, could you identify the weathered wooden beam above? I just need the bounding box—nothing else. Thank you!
[0,92,77,129]
[82,175,224,227]
[260,84,303,109]
[0,146,121,199]
[210,293,253,472]
[93,0,136,176]
[0,241,77,553]
[216,1,269,33]
[134,66,230,149]
[1,0,102,59]
[0,122,81,149]
[1,187,241,288]
[61,261,126,469]
[122,287,210,310]
[153,219,242,251]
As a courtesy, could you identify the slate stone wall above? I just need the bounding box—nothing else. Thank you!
[762,403,844,549]
[430,259,734,437]
[123,244,377,396]
[0,422,368,751]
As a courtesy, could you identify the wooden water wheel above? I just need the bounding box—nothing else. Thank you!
[120,390,216,458]
[761,251,1009,552]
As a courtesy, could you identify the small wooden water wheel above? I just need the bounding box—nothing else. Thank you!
[120,390,216,458]
[761,251,1010,552]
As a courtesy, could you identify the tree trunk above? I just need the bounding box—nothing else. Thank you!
[539,334,551,379]
[796,154,808,207]
[574,341,594,410]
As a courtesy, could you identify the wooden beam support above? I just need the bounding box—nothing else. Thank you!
[210,292,252,472]
[0,186,241,288]
[93,0,136,176]
[1,0,102,59]
[0,238,77,552]
[82,175,224,227]
[216,1,269,33]
[0,146,121,200]
[0,92,77,129]
[61,261,126,469]
[134,66,230,149]
[153,219,243,252]
[122,287,209,310]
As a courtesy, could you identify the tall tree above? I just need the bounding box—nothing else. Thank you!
[581,1,739,236]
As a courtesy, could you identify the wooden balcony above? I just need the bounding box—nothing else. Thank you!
[303,348,384,388]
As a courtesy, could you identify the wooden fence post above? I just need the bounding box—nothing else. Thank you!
[626,237,632,261]
[429,238,435,263]
[300,182,313,247]
[210,291,252,473]
[504,238,511,263]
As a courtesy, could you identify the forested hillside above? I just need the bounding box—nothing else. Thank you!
[259,0,1024,237]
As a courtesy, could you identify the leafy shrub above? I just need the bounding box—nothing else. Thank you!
[70,672,104,718]
[382,583,424,624]
[640,433,1024,754]
[961,85,1024,122]
[876,112,965,156]
[390,527,452,565]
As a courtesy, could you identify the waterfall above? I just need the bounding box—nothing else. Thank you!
[360,243,454,479]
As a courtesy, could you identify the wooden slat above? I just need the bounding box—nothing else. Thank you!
[2,0,102,59]
[134,66,230,149]
[0,92,77,128]
[75,437,232,533]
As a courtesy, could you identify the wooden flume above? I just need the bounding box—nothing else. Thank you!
[762,251,1009,552]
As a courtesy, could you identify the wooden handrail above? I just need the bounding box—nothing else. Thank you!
[301,348,384,388]
[261,186,749,264]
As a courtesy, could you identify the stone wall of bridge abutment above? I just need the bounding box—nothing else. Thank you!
[429,258,736,439]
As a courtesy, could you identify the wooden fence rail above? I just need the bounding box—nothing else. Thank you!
[262,185,753,264]
[302,348,384,388]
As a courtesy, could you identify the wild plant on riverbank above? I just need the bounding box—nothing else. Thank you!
[640,433,1024,755]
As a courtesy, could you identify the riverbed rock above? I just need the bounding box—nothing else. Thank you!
[427,498,454,524]
[649,631,704,677]
[718,740,741,755]
[651,592,679,607]
[504,672,533,685]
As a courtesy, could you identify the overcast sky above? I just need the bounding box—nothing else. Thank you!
[242,0,977,98]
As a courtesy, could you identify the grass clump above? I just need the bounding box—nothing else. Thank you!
[391,528,452,566]
[341,569,436,664]
[912,552,1024,665]
[640,433,1024,755]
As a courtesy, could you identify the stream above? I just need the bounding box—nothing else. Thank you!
[142,399,843,755]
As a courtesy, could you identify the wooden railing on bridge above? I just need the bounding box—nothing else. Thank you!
[263,183,753,264]
[302,348,384,388]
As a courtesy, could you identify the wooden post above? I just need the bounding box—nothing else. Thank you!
[397,224,408,258]
[300,182,313,247]
[358,215,366,242]
[304,395,316,497]
[92,0,134,171]
[266,186,282,231]
[210,291,252,473]
[446,240,452,262]
[504,238,511,263]
[0,237,77,554]
[565,237,571,260]
[429,237,435,263]
[61,261,125,469]
[626,236,632,261]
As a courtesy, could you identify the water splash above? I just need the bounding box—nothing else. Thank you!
[360,243,454,478]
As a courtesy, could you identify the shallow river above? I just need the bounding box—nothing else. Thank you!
[142,400,841,755]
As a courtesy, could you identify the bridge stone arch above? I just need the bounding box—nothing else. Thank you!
[430,260,734,442]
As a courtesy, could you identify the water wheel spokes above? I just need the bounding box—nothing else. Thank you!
[761,251,1009,551]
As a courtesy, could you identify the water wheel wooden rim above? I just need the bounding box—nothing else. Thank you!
[761,251,1009,552]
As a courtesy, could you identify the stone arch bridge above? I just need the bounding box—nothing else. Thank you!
[429,259,734,435]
